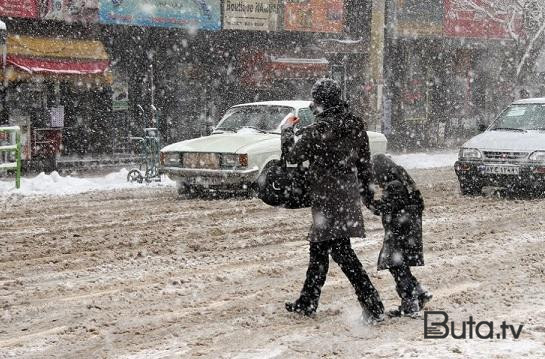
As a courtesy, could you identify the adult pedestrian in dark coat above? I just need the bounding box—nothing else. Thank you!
[368,154,432,316]
[281,78,384,323]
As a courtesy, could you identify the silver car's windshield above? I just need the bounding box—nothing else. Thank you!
[491,104,545,131]
[215,105,294,133]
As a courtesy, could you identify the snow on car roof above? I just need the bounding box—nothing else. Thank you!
[513,97,545,104]
[231,100,312,109]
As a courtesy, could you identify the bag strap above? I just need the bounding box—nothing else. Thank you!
[280,126,304,169]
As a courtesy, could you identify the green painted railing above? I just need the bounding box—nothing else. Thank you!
[0,126,21,189]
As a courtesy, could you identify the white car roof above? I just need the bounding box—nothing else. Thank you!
[513,97,545,105]
[231,100,312,109]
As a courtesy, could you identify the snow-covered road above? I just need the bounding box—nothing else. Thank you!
[1,165,544,358]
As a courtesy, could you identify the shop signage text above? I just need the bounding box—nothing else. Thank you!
[224,0,279,31]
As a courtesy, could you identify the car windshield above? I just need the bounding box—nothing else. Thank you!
[491,104,545,131]
[215,105,294,133]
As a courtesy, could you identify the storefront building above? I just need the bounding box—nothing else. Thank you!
[385,0,522,150]
[0,1,112,169]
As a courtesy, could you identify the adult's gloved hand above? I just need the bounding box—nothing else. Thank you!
[281,114,300,130]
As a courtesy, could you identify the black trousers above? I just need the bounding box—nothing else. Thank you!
[388,263,420,300]
[299,238,383,313]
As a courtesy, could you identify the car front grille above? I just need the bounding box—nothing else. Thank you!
[182,152,221,169]
[483,151,529,162]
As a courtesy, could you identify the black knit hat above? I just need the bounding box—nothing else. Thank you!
[311,78,342,108]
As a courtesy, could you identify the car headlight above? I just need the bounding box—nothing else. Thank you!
[459,148,482,160]
[221,153,248,168]
[162,152,182,166]
[529,151,545,162]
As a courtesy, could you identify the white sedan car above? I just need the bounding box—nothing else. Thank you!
[160,100,388,195]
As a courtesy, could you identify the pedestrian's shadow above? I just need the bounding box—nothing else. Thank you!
[482,187,545,200]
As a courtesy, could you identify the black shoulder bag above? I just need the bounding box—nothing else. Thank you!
[257,149,311,209]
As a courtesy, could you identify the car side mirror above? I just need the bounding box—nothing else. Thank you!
[478,124,487,132]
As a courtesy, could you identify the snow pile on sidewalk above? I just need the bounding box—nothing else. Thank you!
[0,151,458,196]
[0,169,174,196]
[391,151,458,170]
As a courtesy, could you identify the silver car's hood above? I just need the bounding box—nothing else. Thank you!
[463,130,545,151]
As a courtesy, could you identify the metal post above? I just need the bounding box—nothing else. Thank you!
[0,20,6,89]
[150,62,156,126]
[370,0,386,132]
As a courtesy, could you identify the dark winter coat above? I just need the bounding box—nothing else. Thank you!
[369,154,424,270]
[281,104,373,242]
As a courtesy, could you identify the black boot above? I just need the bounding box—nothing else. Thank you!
[387,297,420,318]
[285,298,317,316]
[416,284,433,310]
[360,296,385,325]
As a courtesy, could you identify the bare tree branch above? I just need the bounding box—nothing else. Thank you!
[517,18,545,77]
[450,0,545,80]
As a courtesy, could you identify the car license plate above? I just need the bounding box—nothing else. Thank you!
[186,176,224,186]
[481,165,520,175]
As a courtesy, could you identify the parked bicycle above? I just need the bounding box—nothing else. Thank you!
[127,128,161,183]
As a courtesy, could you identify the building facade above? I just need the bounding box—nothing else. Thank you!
[1,0,377,170]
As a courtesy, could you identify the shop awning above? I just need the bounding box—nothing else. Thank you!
[242,51,329,87]
[4,35,110,76]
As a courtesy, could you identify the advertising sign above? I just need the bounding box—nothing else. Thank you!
[99,0,221,30]
[42,0,99,23]
[284,0,343,33]
[49,106,65,128]
[223,0,279,31]
[394,0,443,37]
[0,0,40,18]
[444,0,521,39]
[111,69,129,112]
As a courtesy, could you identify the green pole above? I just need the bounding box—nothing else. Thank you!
[0,126,21,189]
[15,129,20,189]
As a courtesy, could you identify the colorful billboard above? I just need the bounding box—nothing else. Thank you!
[0,0,40,18]
[98,0,221,30]
[284,0,344,33]
[224,0,280,31]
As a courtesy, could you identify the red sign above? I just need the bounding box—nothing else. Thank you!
[0,0,39,18]
[444,0,522,39]
[284,0,343,33]
[241,50,329,87]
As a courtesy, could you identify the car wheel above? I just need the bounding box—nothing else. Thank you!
[459,180,482,196]
[254,161,279,196]
[127,169,144,183]
[176,181,189,196]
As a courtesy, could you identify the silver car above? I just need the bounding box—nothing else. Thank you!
[455,98,545,195]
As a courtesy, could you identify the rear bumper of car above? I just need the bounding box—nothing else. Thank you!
[160,166,260,188]
[454,160,545,189]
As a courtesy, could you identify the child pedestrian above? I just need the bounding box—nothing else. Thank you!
[367,154,432,317]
